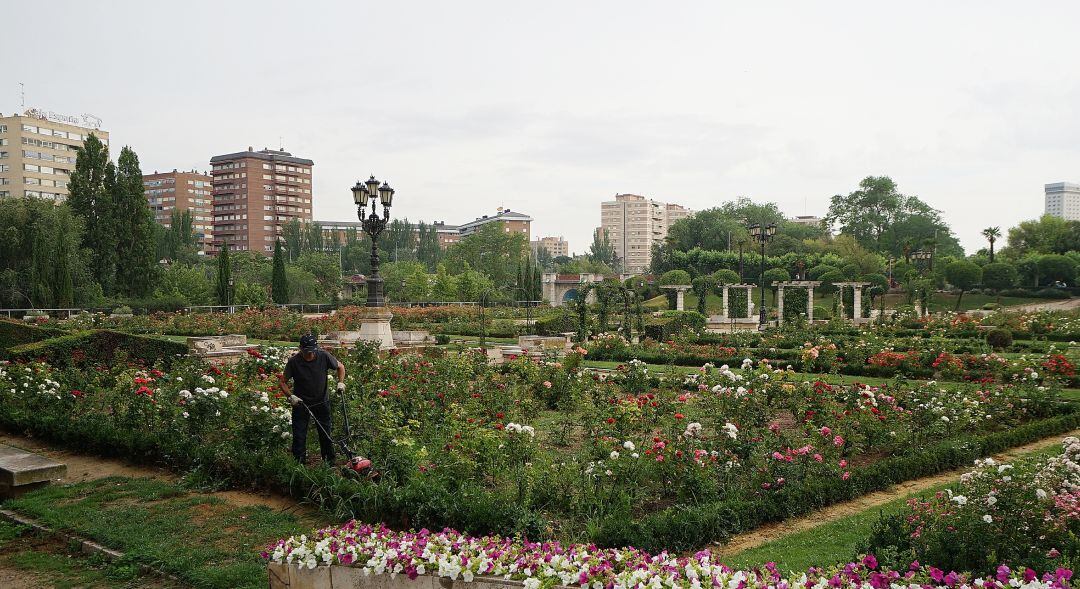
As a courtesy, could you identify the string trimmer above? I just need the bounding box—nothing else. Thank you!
[297,393,375,479]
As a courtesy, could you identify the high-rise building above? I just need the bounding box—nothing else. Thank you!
[209,147,313,255]
[143,170,214,254]
[532,236,568,258]
[1045,182,1080,221]
[0,108,108,201]
[599,193,691,274]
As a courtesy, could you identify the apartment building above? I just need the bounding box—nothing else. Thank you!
[457,208,531,238]
[599,193,690,273]
[209,147,313,255]
[532,236,568,258]
[143,169,214,254]
[1045,182,1080,221]
[0,109,108,201]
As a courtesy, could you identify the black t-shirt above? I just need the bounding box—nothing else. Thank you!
[283,350,340,403]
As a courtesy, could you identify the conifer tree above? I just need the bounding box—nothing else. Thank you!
[112,146,157,297]
[272,240,289,304]
[216,244,232,306]
[67,133,117,294]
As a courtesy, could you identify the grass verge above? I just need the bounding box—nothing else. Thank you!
[2,476,325,589]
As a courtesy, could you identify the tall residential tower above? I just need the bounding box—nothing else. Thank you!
[0,109,108,201]
[210,147,313,255]
[599,193,690,274]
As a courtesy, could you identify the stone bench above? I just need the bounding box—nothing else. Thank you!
[0,445,66,498]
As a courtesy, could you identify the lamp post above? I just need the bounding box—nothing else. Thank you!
[911,250,932,276]
[748,222,776,329]
[351,176,394,307]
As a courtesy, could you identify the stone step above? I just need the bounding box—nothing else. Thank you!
[0,445,66,497]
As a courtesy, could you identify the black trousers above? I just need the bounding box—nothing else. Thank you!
[291,399,335,463]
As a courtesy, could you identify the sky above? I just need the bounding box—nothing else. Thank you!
[3,1,1078,255]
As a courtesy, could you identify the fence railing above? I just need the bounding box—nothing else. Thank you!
[1,301,550,319]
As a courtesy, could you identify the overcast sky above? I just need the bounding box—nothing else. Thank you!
[4,1,1078,255]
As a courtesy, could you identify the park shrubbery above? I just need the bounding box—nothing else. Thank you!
[0,318,65,351]
[0,339,1073,553]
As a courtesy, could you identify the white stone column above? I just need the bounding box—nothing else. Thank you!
[777,285,785,325]
[746,286,753,318]
[721,286,729,319]
[807,287,814,323]
[675,288,686,311]
[853,286,863,321]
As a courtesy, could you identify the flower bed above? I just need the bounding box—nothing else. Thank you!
[2,340,1077,553]
[863,436,1080,574]
[265,522,1075,589]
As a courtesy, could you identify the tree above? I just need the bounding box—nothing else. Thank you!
[1036,255,1077,286]
[271,240,289,304]
[112,146,157,297]
[158,209,199,264]
[415,222,442,270]
[281,218,304,261]
[216,245,232,306]
[431,263,458,301]
[982,227,1001,263]
[155,264,212,305]
[588,229,618,269]
[1005,215,1075,257]
[295,252,342,301]
[67,133,117,294]
[944,260,982,310]
[825,176,962,257]
[981,262,1018,292]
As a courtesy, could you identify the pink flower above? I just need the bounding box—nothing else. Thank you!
[842,471,851,480]
[820,426,832,436]
[813,453,823,462]
[833,435,845,447]
[839,459,848,468]
[542,381,552,389]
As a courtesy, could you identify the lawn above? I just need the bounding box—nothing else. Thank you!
[2,476,330,589]
[721,444,1064,572]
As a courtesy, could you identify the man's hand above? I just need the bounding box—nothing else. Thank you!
[336,381,346,393]
[289,395,302,407]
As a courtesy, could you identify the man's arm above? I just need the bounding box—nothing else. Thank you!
[278,372,291,396]
[336,362,346,391]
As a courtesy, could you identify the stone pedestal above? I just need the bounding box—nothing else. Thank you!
[354,306,395,350]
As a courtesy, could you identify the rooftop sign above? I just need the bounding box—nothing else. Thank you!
[23,108,102,130]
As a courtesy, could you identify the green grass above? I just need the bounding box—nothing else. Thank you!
[2,476,329,589]
[0,519,170,588]
[722,444,1065,572]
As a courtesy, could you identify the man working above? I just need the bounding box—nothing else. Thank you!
[278,334,346,464]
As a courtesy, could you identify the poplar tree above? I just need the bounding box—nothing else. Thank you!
[272,240,289,304]
[113,146,157,297]
[67,133,117,294]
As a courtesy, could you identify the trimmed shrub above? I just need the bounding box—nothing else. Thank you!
[643,311,706,340]
[0,319,65,352]
[534,310,577,336]
[985,328,1013,351]
[6,330,188,368]
[1033,287,1070,299]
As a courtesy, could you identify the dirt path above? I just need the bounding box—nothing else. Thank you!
[1005,298,1080,312]
[714,429,1080,557]
[0,433,318,517]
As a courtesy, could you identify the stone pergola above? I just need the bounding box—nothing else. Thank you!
[832,281,871,324]
[772,281,822,325]
[660,285,692,311]
[717,283,757,320]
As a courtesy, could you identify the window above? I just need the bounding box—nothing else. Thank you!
[0,178,8,185]
[0,125,6,133]
[0,152,7,159]
[0,165,8,172]
[0,139,6,146]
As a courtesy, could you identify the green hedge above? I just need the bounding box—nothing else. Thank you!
[6,330,188,368]
[0,318,65,354]
[592,409,1080,552]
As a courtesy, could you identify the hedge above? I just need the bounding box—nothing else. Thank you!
[5,330,189,368]
[593,408,1080,552]
[0,318,65,353]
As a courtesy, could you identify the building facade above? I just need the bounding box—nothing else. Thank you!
[532,236,568,258]
[143,170,214,254]
[1045,182,1080,221]
[457,208,532,238]
[788,215,824,227]
[599,193,690,274]
[210,147,313,255]
[0,109,108,201]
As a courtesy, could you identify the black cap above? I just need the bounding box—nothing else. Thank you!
[299,333,318,352]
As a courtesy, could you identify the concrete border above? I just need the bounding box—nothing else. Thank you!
[0,508,184,584]
[268,562,543,589]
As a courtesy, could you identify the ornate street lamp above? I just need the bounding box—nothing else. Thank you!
[748,222,776,329]
[911,250,932,275]
[351,176,394,307]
